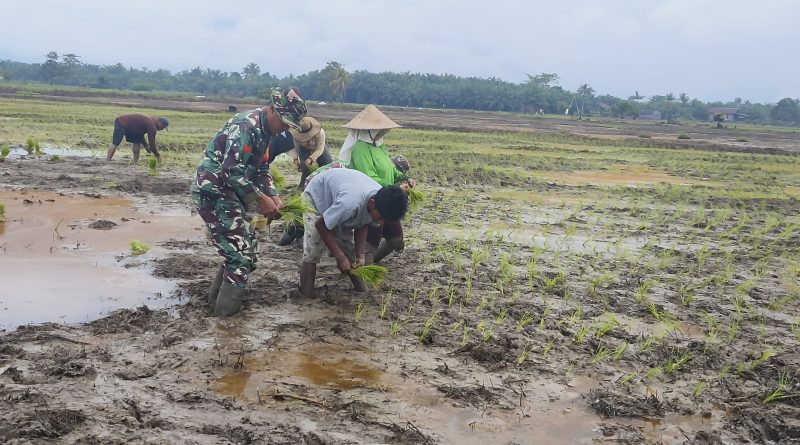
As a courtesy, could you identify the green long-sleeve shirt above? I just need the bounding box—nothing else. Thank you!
[348,140,408,187]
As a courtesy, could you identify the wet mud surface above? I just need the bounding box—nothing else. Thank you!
[1,109,800,444]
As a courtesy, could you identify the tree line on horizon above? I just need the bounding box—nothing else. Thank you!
[0,53,798,126]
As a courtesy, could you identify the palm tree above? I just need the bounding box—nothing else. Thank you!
[664,93,676,121]
[577,83,594,120]
[241,62,260,80]
[326,61,350,103]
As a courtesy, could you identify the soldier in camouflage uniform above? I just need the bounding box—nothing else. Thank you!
[191,87,307,316]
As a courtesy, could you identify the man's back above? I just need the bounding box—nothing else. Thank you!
[117,114,156,135]
[305,168,380,230]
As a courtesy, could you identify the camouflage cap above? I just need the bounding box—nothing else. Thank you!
[270,87,307,130]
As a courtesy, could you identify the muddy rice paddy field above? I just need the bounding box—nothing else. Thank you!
[0,93,799,444]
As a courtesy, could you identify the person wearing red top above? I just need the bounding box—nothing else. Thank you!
[107,113,169,163]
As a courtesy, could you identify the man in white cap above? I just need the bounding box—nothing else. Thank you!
[341,105,416,263]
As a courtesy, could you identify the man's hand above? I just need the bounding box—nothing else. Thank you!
[335,254,352,275]
[305,158,314,166]
[257,194,279,218]
[407,178,416,188]
[354,255,365,268]
[399,181,410,192]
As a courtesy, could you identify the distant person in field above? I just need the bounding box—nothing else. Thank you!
[274,116,334,246]
[191,87,307,317]
[290,117,334,189]
[341,105,416,264]
[107,113,169,163]
[299,168,408,299]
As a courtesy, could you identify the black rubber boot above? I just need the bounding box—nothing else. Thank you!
[214,282,245,317]
[277,231,295,246]
[208,265,224,306]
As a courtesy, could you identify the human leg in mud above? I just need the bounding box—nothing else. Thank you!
[300,201,365,298]
[192,191,258,316]
[370,219,404,264]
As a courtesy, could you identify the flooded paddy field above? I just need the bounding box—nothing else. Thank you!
[0,94,799,444]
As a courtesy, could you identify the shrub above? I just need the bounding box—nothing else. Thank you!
[677,134,691,140]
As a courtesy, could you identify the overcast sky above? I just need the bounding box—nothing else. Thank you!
[0,0,796,103]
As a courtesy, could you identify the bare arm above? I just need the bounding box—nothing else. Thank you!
[315,217,351,274]
[353,225,368,267]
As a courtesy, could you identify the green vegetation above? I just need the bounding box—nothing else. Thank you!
[279,195,314,226]
[350,265,388,288]
[129,240,150,255]
[0,203,6,222]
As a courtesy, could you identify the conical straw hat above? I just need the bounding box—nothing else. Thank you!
[342,105,401,130]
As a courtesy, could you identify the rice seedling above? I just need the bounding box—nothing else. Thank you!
[613,342,628,361]
[692,381,706,398]
[573,324,590,344]
[594,313,620,339]
[0,203,5,222]
[763,370,797,405]
[379,290,393,319]
[270,166,286,190]
[620,372,638,386]
[542,338,555,357]
[592,345,611,364]
[748,347,777,371]
[543,271,565,294]
[354,302,367,322]
[516,312,534,332]
[406,187,424,210]
[129,240,150,255]
[517,343,533,365]
[279,195,314,226]
[389,320,401,336]
[461,323,470,347]
[645,366,662,380]
[635,279,652,304]
[0,144,10,158]
[419,311,440,343]
[350,265,388,288]
[148,158,158,175]
[568,303,584,326]
[25,137,40,155]
[664,352,693,374]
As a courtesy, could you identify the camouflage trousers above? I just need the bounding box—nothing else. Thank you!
[192,191,257,288]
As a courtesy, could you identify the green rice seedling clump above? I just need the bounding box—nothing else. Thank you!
[280,195,314,226]
[0,144,10,158]
[0,203,6,222]
[407,187,424,209]
[130,240,150,255]
[148,158,158,175]
[351,265,388,288]
[271,166,286,190]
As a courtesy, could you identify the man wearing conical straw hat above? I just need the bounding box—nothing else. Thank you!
[341,105,416,264]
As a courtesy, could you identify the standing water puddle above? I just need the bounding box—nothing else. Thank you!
[0,189,199,330]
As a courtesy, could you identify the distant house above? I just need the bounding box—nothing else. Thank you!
[708,107,740,121]
[638,110,662,120]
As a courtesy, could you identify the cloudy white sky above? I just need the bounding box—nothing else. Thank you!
[0,0,796,103]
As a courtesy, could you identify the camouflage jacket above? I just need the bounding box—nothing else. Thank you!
[192,108,278,205]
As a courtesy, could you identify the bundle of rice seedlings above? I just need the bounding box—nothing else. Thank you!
[0,203,6,222]
[407,187,424,209]
[129,240,150,255]
[271,166,286,190]
[350,265,388,288]
[280,195,314,226]
[308,164,319,173]
[148,158,158,175]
